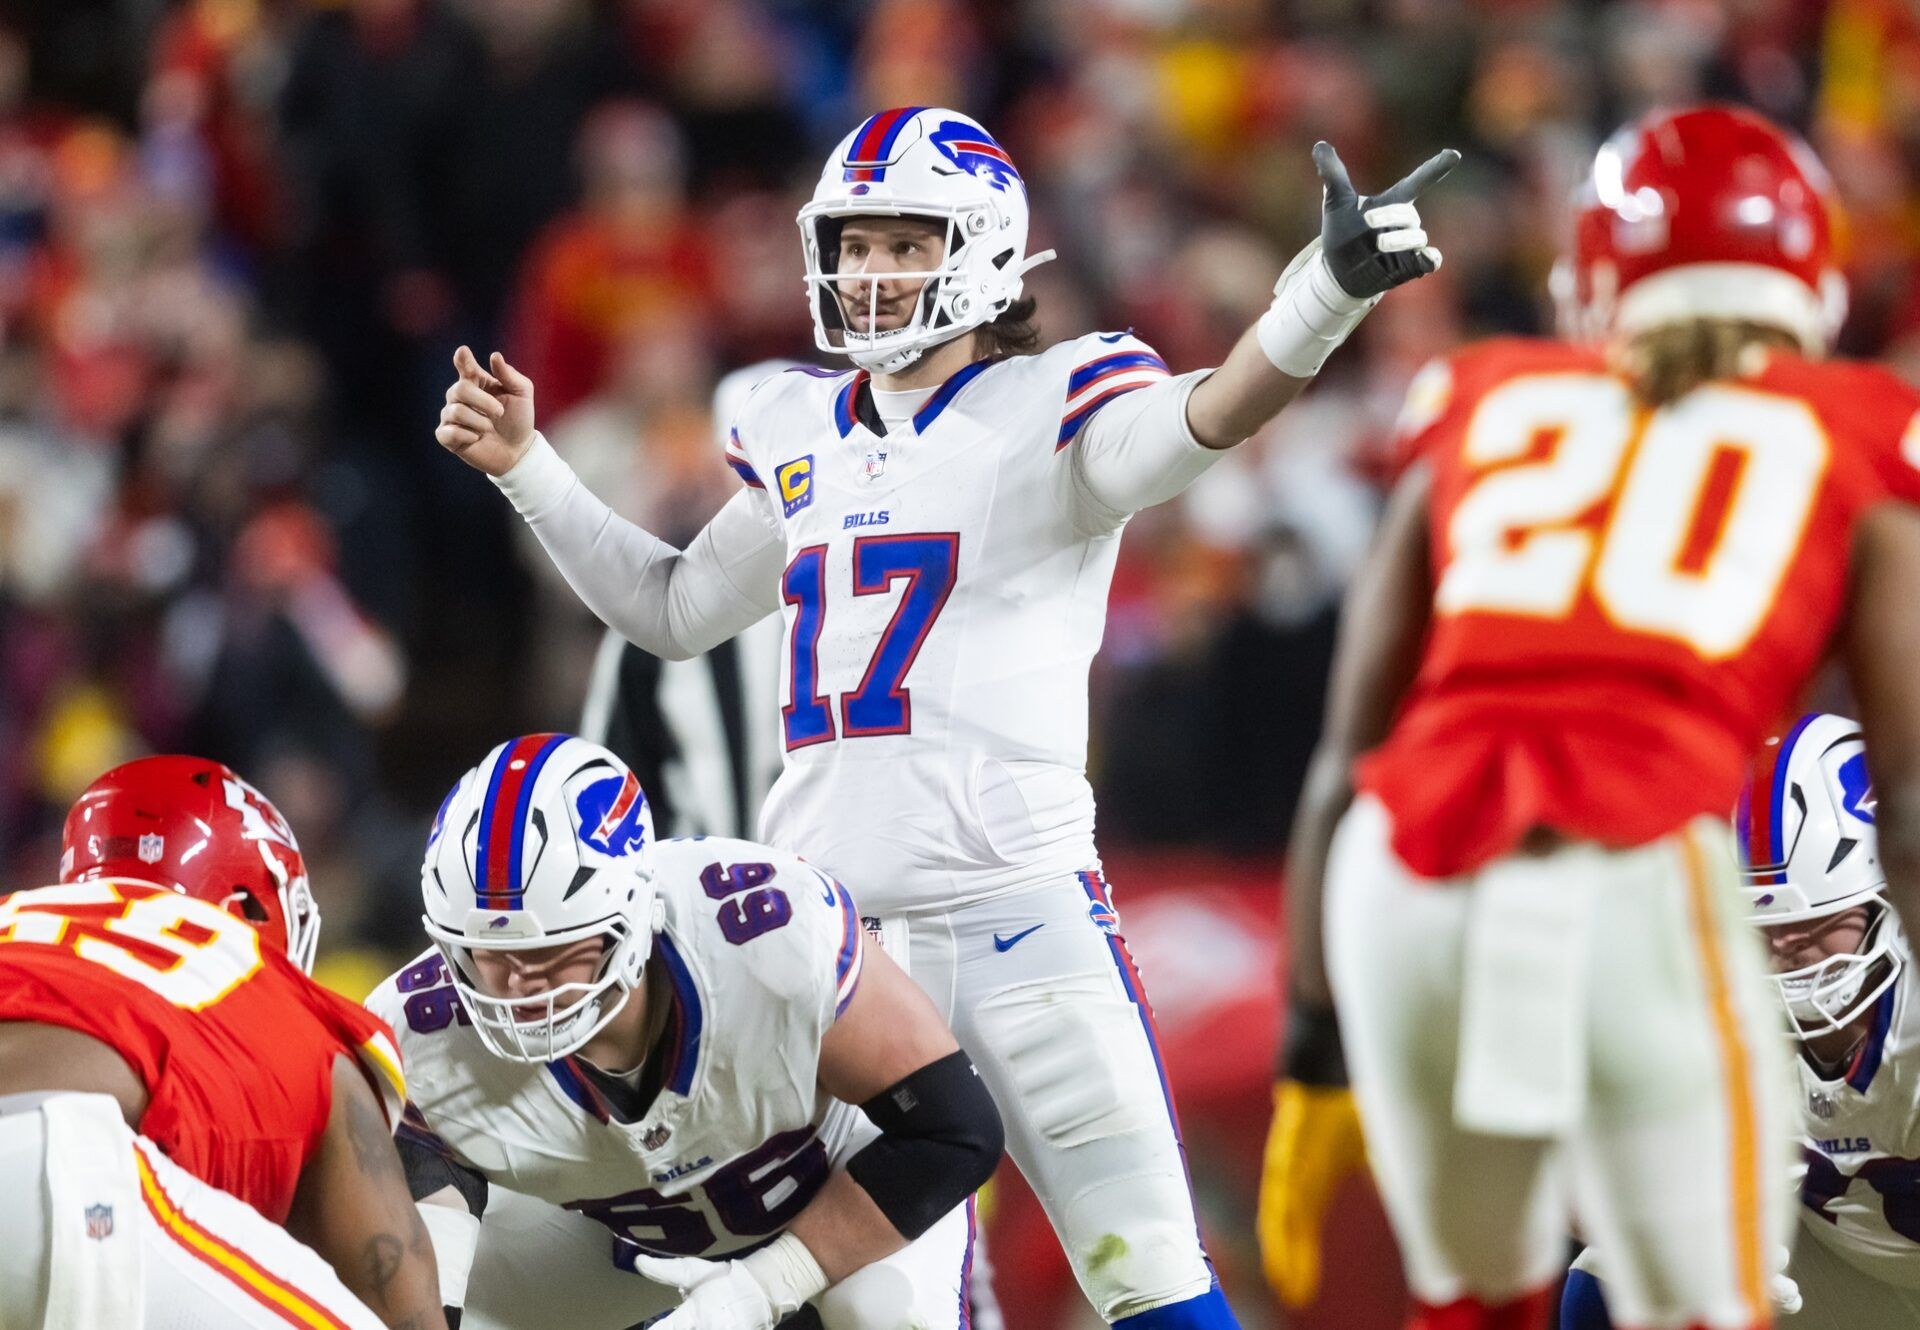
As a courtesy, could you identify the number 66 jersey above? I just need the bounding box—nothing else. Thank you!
[1359,337,1920,880]
[366,837,877,1261]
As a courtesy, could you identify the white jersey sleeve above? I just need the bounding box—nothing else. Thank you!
[1795,975,1920,1288]
[1056,332,1224,534]
[492,433,784,660]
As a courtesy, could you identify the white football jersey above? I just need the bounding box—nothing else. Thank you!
[367,836,870,1260]
[725,332,1190,915]
[1795,967,1920,1288]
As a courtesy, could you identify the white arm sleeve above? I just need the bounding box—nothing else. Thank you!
[493,433,784,661]
[1066,369,1224,533]
[417,1193,481,1310]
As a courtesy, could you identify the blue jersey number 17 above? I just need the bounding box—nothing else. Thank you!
[781,533,960,751]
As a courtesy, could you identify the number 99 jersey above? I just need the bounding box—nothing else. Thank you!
[1360,337,1920,879]
[368,837,871,1260]
[0,879,407,1223]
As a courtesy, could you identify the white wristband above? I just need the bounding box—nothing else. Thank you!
[740,1232,829,1315]
[1255,238,1383,378]
[490,432,577,520]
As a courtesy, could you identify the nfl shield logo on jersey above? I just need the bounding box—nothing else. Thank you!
[137,833,164,864]
[643,1124,671,1150]
[84,1203,114,1240]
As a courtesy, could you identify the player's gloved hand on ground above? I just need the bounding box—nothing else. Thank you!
[435,346,538,478]
[630,1233,828,1330]
[1770,1246,1802,1316]
[1257,1001,1368,1310]
[1256,142,1459,377]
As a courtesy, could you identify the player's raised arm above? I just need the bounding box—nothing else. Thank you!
[1064,142,1457,524]
[283,1056,449,1330]
[434,347,783,661]
[630,943,1001,1327]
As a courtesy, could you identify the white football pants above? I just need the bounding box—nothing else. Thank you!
[457,1186,976,1330]
[1329,796,1797,1330]
[879,868,1216,1321]
[0,1091,385,1330]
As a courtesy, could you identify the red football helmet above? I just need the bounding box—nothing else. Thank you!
[61,756,320,973]
[1555,104,1846,353]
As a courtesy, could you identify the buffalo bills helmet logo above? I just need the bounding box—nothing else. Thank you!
[427,778,461,849]
[575,771,649,858]
[927,119,1021,193]
[1838,752,1877,824]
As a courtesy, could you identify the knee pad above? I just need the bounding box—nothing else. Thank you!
[1065,1196,1215,1320]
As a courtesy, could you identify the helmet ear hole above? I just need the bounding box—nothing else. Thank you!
[234,892,271,924]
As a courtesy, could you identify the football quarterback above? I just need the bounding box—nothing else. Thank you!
[437,107,1455,1326]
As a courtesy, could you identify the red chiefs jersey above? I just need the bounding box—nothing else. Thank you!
[0,879,405,1223]
[1360,337,1920,878]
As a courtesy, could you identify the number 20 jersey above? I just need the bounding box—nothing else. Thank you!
[0,878,406,1223]
[724,334,1175,916]
[367,837,871,1259]
[1360,338,1920,879]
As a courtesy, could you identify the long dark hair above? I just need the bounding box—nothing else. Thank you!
[974,296,1041,357]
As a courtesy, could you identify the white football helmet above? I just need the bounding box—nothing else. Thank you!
[420,734,659,1063]
[1736,713,1902,1038]
[798,106,1055,374]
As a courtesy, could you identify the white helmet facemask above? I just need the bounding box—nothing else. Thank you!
[419,735,660,1065]
[1737,713,1904,1042]
[428,911,651,1064]
[1768,902,1899,1040]
[798,107,1054,375]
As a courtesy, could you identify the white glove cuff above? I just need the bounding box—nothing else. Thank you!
[740,1233,829,1315]
[491,432,577,520]
[1256,240,1383,378]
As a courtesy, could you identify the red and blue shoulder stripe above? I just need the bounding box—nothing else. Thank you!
[1057,342,1170,450]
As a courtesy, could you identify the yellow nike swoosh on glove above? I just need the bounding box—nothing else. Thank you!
[1257,1079,1367,1309]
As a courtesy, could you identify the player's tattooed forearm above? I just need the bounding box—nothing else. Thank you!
[363,1232,405,1307]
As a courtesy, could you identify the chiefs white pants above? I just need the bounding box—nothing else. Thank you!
[879,869,1215,1321]
[1329,796,1797,1330]
[457,1186,976,1330]
[0,1092,384,1330]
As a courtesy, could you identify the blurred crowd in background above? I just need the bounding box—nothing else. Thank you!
[0,0,1910,959]
[5,1,1913,1322]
